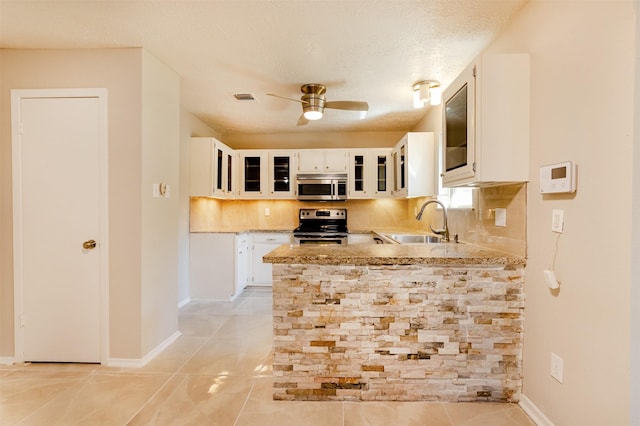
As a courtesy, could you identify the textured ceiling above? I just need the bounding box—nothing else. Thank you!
[0,0,528,137]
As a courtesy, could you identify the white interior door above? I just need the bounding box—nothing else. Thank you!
[12,90,108,363]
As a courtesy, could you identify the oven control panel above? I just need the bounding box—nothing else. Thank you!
[299,208,347,219]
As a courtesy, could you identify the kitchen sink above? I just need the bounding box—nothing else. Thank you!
[385,234,443,244]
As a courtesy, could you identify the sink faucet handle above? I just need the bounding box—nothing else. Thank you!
[430,226,445,235]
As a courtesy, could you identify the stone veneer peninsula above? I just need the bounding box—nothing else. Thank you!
[264,242,526,403]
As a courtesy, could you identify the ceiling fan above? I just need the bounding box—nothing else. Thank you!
[267,83,369,126]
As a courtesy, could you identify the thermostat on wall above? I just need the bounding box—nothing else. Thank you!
[539,161,577,194]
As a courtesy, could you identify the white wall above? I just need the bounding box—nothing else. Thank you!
[140,50,181,355]
[630,2,640,424]
[0,48,188,362]
[0,48,144,359]
[482,2,635,424]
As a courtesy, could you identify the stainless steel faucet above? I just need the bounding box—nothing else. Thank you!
[416,200,450,242]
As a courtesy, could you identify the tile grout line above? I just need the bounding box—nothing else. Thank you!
[441,402,459,426]
[15,367,95,426]
[232,375,260,426]
[123,319,221,425]
[122,310,255,424]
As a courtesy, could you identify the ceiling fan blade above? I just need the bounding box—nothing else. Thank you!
[297,114,309,126]
[266,93,308,104]
[324,100,369,112]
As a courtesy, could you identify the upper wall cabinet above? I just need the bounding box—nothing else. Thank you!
[348,149,393,199]
[268,151,296,198]
[297,149,348,173]
[236,150,297,199]
[190,137,234,198]
[441,53,530,187]
[391,132,436,198]
[238,151,268,198]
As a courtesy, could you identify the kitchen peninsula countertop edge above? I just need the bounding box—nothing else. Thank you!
[263,243,526,266]
[190,228,293,233]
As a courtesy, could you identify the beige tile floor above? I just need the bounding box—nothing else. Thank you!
[0,288,535,425]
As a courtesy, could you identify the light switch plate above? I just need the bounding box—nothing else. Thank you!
[550,352,564,383]
[552,209,564,233]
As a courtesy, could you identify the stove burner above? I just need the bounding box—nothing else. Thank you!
[294,208,348,244]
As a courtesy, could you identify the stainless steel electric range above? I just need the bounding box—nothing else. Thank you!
[293,208,348,245]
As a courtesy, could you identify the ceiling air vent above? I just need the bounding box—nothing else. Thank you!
[233,93,255,101]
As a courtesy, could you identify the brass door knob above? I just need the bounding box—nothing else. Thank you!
[82,240,97,250]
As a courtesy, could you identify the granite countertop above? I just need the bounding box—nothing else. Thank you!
[263,242,526,266]
[190,227,293,234]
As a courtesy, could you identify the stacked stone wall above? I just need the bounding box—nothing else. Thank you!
[272,263,524,402]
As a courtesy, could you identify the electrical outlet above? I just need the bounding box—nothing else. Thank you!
[264,208,271,216]
[550,352,563,383]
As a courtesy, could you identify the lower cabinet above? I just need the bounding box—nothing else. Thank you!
[250,233,292,286]
[190,233,248,301]
[235,233,249,295]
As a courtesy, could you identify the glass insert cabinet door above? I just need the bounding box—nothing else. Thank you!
[353,155,364,192]
[376,155,387,193]
[227,152,233,193]
[243,155,262,193]
[444,83,469,173]
[272,156,290,193]
[216,148,224,192]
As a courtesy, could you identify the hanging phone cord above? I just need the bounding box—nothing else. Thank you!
[550,232,561,271]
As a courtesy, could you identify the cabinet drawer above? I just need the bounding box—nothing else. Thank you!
[251,233,291,244]
[237,233,249,246]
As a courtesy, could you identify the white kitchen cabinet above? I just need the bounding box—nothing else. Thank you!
[441,53,530,187]
[268,151,296,198]
[237,150,296,199]
[250,233,292,286]
[190,137,235,198]
[391,132,436,198]
[190,233,247,301]
[297,149,348,173]
[238,151,268,197]
[235,233,249,295]
[348,149,393,199]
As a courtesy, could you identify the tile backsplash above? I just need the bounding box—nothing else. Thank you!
[410,183,527,257]
[190,183,526,257]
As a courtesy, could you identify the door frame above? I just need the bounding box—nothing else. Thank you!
[11,88,110,364]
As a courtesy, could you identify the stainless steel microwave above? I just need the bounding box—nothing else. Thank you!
[296,173,347,201]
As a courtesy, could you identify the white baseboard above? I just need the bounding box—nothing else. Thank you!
[178,297,191,308]
[0,357,15,365]
[106,331,182,368]
[519,393,554,426]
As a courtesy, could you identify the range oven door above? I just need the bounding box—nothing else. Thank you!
[296,174,347,201]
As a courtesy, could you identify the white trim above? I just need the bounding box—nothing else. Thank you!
[0,357,15,365]
[106,331,182,368]
[178,297,191,309]
[519,393,554,426]
[11,88,110,365]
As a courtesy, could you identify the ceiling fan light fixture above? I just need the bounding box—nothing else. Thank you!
[413,90,424,109]
[267,83,367,125]
[413,80,441,107]
[304,110,323,120]
[429,86,442,106]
